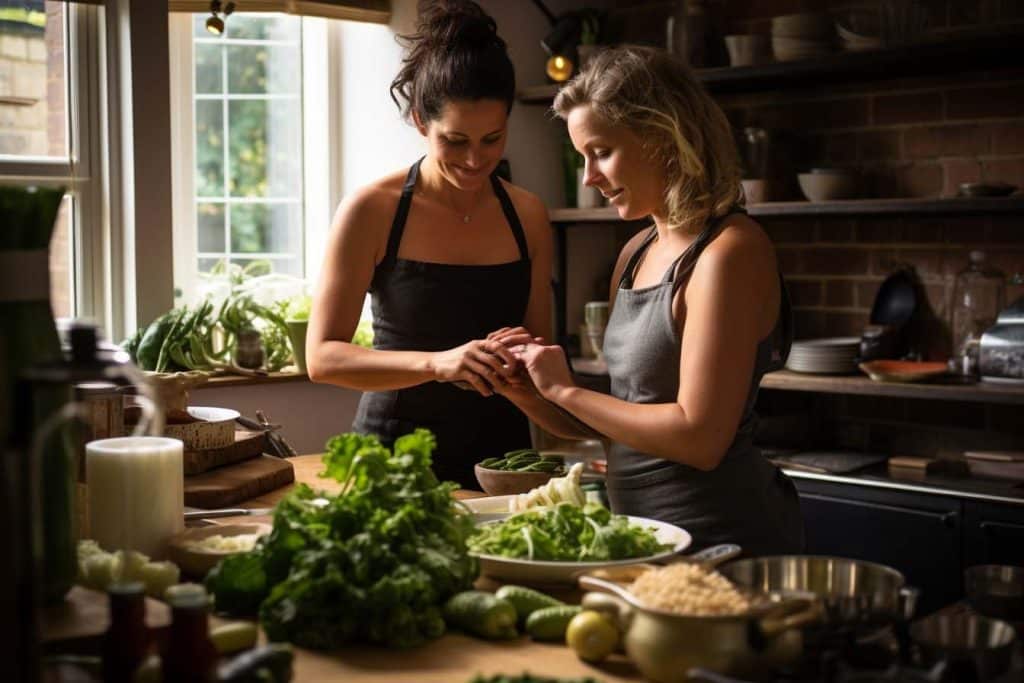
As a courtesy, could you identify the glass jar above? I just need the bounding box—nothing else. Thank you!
[950,251,1006,375]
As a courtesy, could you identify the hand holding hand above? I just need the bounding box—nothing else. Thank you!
[431,339,519,397]
[514,342,575,402]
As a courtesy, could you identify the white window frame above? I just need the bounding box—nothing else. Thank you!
[168,12,342,304]
[0,2,106,327]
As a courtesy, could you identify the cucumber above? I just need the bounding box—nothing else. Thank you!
[443,590,518,640]
[525,605,583,642]
[495,585,564,626]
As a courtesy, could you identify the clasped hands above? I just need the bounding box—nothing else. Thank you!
[434,327,573,400]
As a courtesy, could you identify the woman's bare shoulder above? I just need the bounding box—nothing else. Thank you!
[701,213,776,270]
[498,180,548,222]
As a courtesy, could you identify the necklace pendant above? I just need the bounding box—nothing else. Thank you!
[463,214,471,223]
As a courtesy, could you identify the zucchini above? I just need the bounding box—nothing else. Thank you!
[495,585,563,626]
[525,605,582,642]
[442,590,518,640]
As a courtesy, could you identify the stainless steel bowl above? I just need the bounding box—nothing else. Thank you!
[965,564,1024,622]
[719,555,919,628]
[910,612,1017,681]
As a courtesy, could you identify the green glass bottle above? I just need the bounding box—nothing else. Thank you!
[0,185,77,603]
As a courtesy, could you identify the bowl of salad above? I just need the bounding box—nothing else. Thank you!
[467,463,691,583]
[468,504,691,584]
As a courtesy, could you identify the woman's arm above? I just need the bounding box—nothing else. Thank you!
[305,186,517,395]
[522,219,779,471]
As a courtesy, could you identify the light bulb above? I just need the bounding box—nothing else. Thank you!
[546,54,574,82]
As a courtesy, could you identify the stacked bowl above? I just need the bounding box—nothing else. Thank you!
[771,12,835,62]
[786,337,861,374]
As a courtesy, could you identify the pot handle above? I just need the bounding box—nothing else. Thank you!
[754,596,825,644]
[899,585,920,621]
[687,543,742,568]
[581,591,633,631]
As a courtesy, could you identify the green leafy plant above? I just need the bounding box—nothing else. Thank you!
[205,429,478,650]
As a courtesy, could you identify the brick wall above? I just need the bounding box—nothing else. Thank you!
[0,22,49,155]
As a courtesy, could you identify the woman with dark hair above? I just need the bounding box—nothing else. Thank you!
[306,0,552,488]
[490,46,803,556]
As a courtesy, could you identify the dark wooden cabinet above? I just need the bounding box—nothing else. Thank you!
[792,479,963,616]
[965,500,1024,567]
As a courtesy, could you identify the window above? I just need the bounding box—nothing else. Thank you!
[0,1,77,317]
[171,12,333,304]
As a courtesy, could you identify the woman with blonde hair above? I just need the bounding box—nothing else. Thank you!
[492,46,803,555]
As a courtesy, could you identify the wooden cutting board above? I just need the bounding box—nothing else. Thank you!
[41,586,171,653]
[185,454,295,508]
[183,429,267,475]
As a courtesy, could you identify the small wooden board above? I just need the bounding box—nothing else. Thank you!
[41,586,171,653]
[183,429,267,475]
[184,454,295,508]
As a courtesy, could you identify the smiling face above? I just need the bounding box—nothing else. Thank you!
[415,98,509,191]
[567,104,668,222]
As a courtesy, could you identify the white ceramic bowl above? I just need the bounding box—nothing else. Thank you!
[797,172,860,201]
[771,12,835,39]
[472,515,692,584]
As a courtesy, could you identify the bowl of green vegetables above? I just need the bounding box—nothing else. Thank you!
[474,449,566,496]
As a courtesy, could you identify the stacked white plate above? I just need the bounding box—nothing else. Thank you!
[786,337,860,374]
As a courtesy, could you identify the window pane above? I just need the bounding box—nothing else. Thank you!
[197,202,225,252]
[0,1,67,158]
[227,44,299,94]
[49,193,73,318]
[228,98,301,198]
[195,43,222,94]
[230,202,301,256]
[234,256,302,278]
[227,15,300,41]
[195,99,223,196]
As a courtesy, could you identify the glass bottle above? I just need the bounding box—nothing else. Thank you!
[162,584,218,683]
[950,251,1006,374]
[102,582,149,683]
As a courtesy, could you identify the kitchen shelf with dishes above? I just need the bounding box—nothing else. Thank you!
[570,358,1024,405]
[517,29,1024,103]
[548,197,1024,224]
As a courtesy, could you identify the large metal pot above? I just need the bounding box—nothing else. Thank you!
[579,567,821,682]
[718,555,919,630]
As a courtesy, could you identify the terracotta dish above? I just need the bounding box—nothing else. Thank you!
[859,360,948,383]
[168,522,271,577]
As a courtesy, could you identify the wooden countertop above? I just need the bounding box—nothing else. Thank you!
[224,455,644,682]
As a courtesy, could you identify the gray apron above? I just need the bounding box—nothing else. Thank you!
[602,215,804,556]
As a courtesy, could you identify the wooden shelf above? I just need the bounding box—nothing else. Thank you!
[197,370,309,389]
[548,197,1024,224]
[518,30,1024,104]
[564,365,1024,404]
[760,370,1024,405]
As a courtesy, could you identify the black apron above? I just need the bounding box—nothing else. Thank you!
[352,158,533,488]
[603,213,804,556]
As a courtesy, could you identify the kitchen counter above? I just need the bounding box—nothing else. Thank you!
[223,454,644,682]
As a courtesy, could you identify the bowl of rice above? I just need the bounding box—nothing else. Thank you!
[578,560,823,679]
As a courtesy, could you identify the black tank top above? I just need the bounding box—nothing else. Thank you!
[351,158,533,488]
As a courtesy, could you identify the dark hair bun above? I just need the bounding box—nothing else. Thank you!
[417,0,502,51]
[391,0,515,123]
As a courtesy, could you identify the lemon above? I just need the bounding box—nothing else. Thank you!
[566,609,619,662]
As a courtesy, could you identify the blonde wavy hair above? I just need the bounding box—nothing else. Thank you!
[553,46,743,233]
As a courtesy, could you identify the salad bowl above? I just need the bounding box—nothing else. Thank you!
[471,515,692,584]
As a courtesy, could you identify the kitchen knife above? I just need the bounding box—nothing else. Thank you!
[184,507,274,520]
